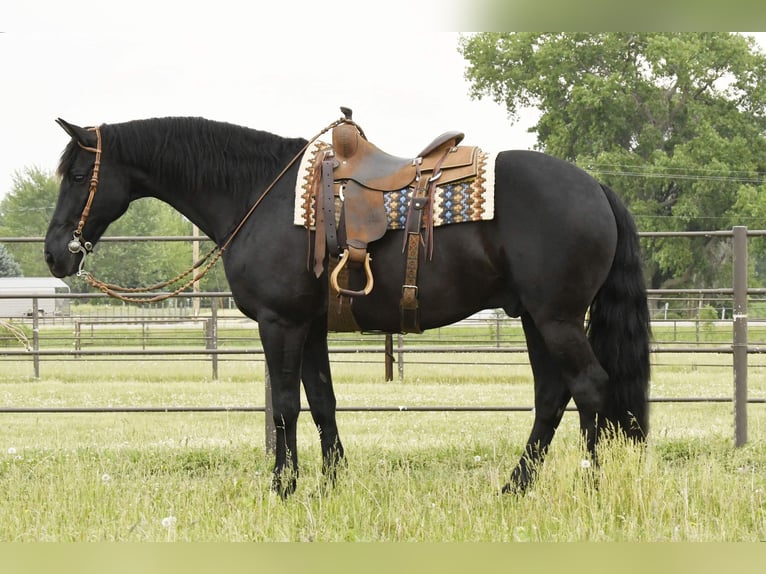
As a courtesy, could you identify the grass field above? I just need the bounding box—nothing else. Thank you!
[1,340,765,541]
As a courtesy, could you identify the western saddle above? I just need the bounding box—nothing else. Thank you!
[313,107,479,333]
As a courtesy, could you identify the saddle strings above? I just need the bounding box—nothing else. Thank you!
[77,115,359,303]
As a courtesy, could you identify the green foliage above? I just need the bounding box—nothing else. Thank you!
[0,244,21,277]
[0,169,229,295]
[0,167,58,276]
[459,33,766,288]
[699,304,719,340]
[73,197,191,293]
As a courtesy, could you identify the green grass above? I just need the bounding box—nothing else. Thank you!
[0,351,765,541]
[2,319,765,541]
[1,412,765,541]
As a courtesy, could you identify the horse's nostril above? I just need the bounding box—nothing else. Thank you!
[44,251,54,266]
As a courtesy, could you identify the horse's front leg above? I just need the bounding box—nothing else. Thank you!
[301,313,345,484]
[259,315,310,497]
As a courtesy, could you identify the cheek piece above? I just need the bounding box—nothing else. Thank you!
[67,125,102,274]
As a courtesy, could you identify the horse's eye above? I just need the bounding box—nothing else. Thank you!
[72,174,86,183]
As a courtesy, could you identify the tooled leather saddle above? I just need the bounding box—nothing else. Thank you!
[311,107,481,333]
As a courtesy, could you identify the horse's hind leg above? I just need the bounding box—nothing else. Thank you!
[301,313,345,482]
[505,312,572,493]
[534,315,609,464]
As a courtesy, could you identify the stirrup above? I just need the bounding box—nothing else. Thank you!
[330,249,374,297]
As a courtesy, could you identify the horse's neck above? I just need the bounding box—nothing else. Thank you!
[119,121,304,247]
[147,183,241,247]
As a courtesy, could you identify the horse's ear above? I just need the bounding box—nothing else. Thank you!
[56,118,97,148]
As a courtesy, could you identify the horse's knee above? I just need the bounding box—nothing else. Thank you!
[272,395,301,429]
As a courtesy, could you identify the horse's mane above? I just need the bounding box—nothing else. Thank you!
[58,117,308,196]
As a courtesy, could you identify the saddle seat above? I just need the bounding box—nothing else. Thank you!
[332,121,472,191]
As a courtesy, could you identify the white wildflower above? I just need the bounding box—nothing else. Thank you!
[161,516,177,528]
[473,455,482,463]
[101,473,112,483]
[7,447,16,455]
[580,459,592,469]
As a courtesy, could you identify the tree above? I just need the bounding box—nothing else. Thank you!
[77,197,193,292]
[78,198,230,298]
[0,168,228,296]
[0,244,22,277]
[459,33,766,289]
[0,167,59,277]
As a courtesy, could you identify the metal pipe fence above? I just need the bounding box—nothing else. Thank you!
[2,227,766,448]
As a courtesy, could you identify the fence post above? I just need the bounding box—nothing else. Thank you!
[384,334,394,381]
[74,320,81,358]
[208,297,218,380]
[32,297,40,379]
[732,226,748,447]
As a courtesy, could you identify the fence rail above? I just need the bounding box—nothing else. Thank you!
[2,227,766,449]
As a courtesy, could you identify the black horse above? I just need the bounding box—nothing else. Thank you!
[45,115,650,495]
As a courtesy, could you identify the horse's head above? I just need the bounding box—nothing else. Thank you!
[45,119,132,278]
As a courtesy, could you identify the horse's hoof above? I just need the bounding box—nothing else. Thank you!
[271,474,297,499]
[322,452,348,484]
[502,473,532,495]
[501,482,524,495]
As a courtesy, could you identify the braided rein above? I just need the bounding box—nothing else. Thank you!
[69,116,352,303]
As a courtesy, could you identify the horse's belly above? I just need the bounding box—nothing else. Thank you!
[341,223,508,332]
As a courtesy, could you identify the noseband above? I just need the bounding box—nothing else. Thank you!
[68,125,102,267]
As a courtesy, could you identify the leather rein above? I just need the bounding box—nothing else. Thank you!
[69,118,350,303]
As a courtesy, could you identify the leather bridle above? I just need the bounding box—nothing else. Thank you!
[67,125,102,263]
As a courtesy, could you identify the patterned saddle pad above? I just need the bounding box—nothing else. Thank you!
[293,140,497,230]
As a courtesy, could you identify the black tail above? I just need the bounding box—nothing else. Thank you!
[587,184,651,440]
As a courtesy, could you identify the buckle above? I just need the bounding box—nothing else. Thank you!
[401,284,418,297]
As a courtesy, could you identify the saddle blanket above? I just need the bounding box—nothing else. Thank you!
[293,140,497,229]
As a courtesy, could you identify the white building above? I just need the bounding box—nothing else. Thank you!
[0,277,70,317]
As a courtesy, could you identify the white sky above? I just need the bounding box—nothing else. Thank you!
[3,3,763,203]
[0,0,538,200]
